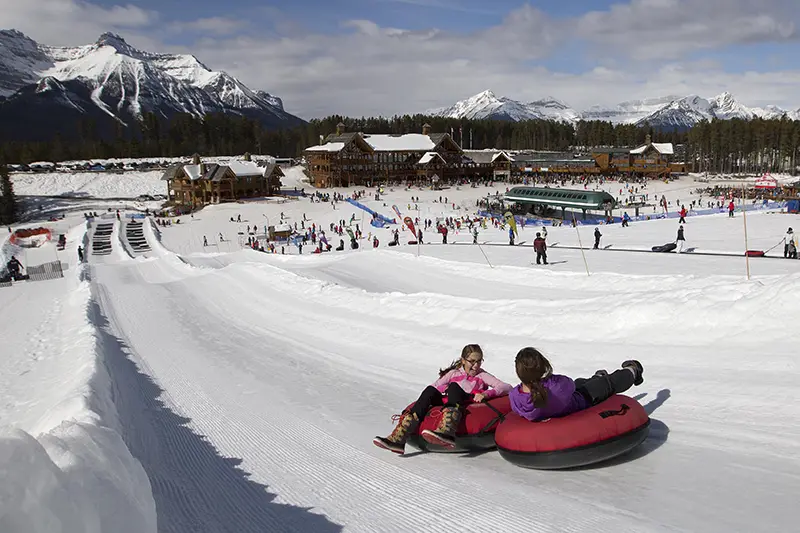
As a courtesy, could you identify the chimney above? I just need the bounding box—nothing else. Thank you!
[645,133,652,145]
[192,153,201,165]
[244,151,251,161]
[336,122,345,135]
[422,123,431,136]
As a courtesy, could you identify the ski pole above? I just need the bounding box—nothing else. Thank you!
[476,241,493,269]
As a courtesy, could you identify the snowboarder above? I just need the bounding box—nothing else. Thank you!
[728,200,735,217]
[203,236,208,247]
[77,246,84,262]
[676,224,686,253]
[472,227,479,244]
[594,227,602,249]
[679,205,687,224]
[417,228,424,244]
[508,227,515,246]
[373,344,511,454]
[533,233,548,265]
[622,212,631,227]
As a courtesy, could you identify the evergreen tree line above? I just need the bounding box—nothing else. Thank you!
[0,112,799,175]
[0,163,17,225]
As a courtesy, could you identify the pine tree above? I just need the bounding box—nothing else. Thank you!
[0,162,17,225]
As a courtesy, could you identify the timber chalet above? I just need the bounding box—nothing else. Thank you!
[162,153,284,207]
[304,123,679,188]
[303,123,513,187]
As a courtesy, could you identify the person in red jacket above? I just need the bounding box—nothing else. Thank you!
[728,200,735,217]
[679,205,687,224]
[533,233,548,265]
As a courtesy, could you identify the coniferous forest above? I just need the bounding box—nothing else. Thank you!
[0,112,798,175]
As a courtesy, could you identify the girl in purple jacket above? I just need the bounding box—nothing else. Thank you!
[374,344,512,454]
[510,347,644,421]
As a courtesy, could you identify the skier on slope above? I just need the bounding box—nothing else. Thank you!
[533,233,548,265]
[594,227,602,249]
[676,224,686,253]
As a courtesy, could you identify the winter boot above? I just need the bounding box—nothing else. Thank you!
[373,412,420,454]
[420,405,463,448]
[622,360,644,386]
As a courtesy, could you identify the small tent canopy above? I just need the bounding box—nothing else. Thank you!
[754,174,778,189]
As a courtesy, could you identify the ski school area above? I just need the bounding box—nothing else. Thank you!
[1,166,799,533]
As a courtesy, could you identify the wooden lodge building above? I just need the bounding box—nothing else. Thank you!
[162,153,284,208]
[516,135,679,177]
[303,123,513,188]
[304,125,680,187]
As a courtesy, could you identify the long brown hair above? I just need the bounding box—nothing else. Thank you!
[439,344,483,377]
[515,347,552,408]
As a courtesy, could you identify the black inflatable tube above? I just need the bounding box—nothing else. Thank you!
[407,433,497,453]
[496,420,651,469]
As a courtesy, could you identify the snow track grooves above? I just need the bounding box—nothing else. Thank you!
[91,254,675,532]
[92,282,344,533]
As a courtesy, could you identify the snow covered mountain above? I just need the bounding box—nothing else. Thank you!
[427,90,579,122]
[581,96,682,125]
[0,30,304,141]
[429,90,800,129]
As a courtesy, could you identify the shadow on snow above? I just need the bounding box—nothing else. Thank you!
[87,296,343,533]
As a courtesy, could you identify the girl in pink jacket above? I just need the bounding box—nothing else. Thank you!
[374,344,512,454]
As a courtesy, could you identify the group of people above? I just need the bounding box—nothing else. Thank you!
[374,344,644,454]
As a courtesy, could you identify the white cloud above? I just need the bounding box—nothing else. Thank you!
[170,17,247,36]
[576,0,798,59]
[3,0,800,119]
[0,0,159,47]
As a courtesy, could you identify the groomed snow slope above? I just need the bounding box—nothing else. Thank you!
[87,208,800,532]
[3,171,800,532]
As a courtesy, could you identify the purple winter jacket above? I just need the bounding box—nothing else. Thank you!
[509,374,589,421]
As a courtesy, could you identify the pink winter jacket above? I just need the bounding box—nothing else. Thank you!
[431,368,513,399]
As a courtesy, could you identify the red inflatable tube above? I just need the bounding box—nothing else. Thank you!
[406,395,512,453]
[495,394,650,469]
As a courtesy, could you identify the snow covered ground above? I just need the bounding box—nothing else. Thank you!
[11,170,166,199]
[2,169,800,532]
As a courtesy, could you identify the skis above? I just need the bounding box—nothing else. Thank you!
[532,260,568,266]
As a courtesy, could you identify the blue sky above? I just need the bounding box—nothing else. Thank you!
[6,0,800,117]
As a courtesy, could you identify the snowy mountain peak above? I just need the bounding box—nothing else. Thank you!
[0,29,305,138]
[429,90,579,122]
[94,32,141,57]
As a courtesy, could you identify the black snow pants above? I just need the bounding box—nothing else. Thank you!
[536,251,547,264]
[574,369,634,406]
[410,383,469,420]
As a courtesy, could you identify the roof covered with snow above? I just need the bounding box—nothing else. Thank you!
[183,164,202,180]
[227,161,264,176]
[305,142,346,152]
[631,142,674,155]
[418,152,445,165]
[362,134,436,152]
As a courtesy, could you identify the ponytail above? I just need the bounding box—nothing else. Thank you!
[528,381,549,408]
[438,359,461,378]
[515,347,553,408]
